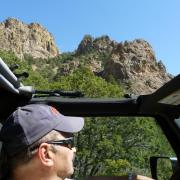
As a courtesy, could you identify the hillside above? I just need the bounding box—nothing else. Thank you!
[75,35,172,94]
[0,18,172,95]
[0,18,59,59]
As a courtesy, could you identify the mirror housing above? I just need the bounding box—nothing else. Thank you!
[150,156,178,179]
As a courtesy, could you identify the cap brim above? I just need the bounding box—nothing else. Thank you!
[54,115,84,133]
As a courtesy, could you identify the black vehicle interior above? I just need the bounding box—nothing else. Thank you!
[0,58,180,179]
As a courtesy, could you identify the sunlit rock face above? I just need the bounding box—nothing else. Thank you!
[0,18,59,59]
[76,36,172,95]
[102,39,172,94]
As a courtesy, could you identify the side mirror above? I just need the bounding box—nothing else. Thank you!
[150,156,178,180]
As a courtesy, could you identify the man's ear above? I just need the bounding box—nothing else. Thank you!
[38,143,54,167]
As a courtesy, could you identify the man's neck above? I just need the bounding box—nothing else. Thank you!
[12,174,64,180]
[12,167,64,180]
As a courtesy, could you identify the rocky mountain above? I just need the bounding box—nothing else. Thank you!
[102,39,172,94]
[75,35,172,94]
[0,18,172,95]
[0,18,59,59]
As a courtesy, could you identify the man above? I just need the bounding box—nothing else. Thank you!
[0,104,84,180]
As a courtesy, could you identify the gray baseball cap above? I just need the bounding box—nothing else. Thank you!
[0,104,84,156]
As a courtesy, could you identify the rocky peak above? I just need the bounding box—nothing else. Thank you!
[4,18,22,28]
[102,39,172,94]
[0,18,59,59]
[76,35,117,55]
[60,35,172,95]
[113,39,156,62]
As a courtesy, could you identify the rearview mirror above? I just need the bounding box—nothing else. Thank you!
[150,156,178,180]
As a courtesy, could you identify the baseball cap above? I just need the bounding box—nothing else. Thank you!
[0,104,84,156]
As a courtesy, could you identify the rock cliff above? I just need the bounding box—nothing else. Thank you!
[0,18,59,59]
[102,39,172,94]
[75,36,172,95]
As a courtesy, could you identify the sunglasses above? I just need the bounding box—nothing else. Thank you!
[46,137,74,149]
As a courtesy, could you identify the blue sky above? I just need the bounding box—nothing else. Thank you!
[1,0,179,76]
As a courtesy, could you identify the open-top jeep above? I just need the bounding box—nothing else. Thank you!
[0,58,180,179]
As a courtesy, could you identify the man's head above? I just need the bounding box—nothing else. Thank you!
[0,104,84,179]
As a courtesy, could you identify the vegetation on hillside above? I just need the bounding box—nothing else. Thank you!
[0,50,175,179]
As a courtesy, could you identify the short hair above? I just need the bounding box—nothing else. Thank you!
[0,130,60,179]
